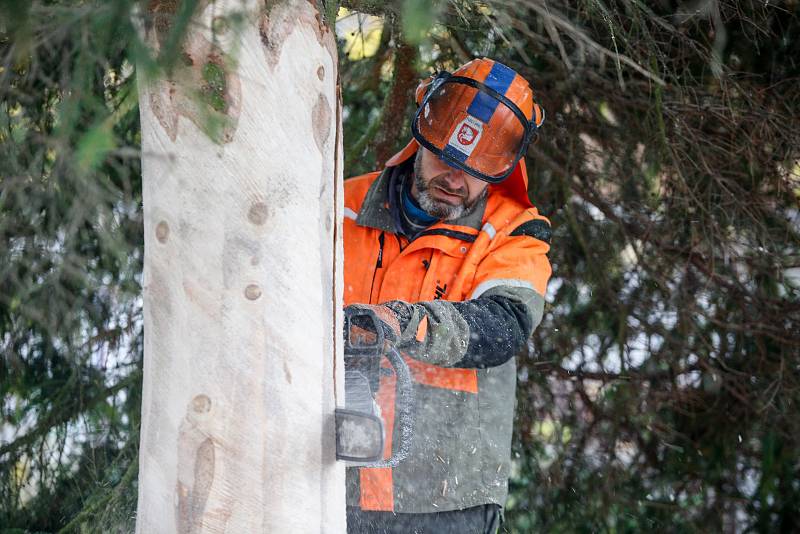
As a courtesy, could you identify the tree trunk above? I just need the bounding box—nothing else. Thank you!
[136,1,344,531]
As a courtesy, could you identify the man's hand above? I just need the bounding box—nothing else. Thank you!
[344,304,402,348]
[343,304,403,394]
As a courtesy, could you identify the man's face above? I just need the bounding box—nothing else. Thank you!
[411,148,489,221]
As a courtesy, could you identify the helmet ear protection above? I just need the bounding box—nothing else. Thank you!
[410,59,546,184]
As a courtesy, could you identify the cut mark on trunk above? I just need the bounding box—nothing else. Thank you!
[248,202,270,225]
[149,89,180,141]
[144,3,241,144]
[245,284,262,300]
[156,220,170,243]
[193,439,215,507]
[176,438,215,534]
[312,93,331,154]
[147,0,211,48]
[176,396,215,533]
[283,360,292,384]
[192,394,212,413]
[259,0,336,70]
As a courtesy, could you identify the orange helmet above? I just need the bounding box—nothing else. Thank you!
[411,58,545,183]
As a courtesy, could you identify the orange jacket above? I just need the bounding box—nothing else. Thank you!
[344,139,552,513]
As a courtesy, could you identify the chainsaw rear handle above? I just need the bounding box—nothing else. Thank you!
[343,307,415,468]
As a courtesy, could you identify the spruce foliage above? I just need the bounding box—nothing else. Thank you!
[2,0,799,531]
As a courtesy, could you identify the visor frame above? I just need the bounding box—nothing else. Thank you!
[411,71,545,184]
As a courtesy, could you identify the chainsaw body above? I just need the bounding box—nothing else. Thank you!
[335,308,415,467]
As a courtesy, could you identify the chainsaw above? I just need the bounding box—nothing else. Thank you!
[334,307,415,467]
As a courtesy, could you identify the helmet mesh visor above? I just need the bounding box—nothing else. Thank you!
[415,81,526,178]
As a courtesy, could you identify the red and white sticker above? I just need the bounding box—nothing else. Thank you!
[447,116,484,156]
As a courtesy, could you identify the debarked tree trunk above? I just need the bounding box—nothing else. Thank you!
[136,0,344,531]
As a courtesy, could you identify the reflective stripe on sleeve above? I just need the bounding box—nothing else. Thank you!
[470,278,536,299]
[481,222,496,240]
[344,207,359,220]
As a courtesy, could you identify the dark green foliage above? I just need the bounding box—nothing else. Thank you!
[1,0,799,532]
[1,1,145,531]
[342,1,800,532]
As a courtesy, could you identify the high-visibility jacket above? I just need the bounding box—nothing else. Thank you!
[344,139,552,513]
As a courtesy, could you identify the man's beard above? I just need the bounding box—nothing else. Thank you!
[413,155,487,221]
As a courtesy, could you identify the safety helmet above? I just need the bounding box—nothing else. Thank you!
[411,58,545,184]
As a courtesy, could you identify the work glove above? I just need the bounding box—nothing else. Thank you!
[343,303,402,348]
[343,304,403,394]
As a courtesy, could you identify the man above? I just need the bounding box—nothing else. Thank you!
[343,58,552,533]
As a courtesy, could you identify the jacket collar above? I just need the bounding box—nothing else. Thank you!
[355,168,395,232]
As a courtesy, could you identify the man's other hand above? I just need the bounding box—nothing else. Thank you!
[344,304,402,348]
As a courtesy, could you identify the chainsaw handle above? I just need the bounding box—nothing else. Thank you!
[344,306,386,357]
[343,307,415,468]
[365,346,415,468]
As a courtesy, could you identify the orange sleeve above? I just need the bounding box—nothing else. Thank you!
[469,214,552,298]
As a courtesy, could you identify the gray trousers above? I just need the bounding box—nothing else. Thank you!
[346,503,502,534]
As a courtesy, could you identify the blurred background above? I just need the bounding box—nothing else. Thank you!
[1,0,799,531]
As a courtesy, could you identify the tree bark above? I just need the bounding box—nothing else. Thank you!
[136,0,344,532]
[371,38,418,167]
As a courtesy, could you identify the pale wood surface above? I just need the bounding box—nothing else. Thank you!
[137,1,344,531]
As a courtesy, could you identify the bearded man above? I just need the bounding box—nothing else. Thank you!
[342,58,552,534]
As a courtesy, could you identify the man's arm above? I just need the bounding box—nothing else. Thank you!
[384,284,544,368]
[350,217,552,368]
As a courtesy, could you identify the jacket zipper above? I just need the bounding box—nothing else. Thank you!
[368,231,385,303]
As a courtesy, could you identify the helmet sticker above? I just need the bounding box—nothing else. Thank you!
[447,115,483,157]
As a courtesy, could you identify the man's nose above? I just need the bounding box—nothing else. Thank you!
[441,168,467,189]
